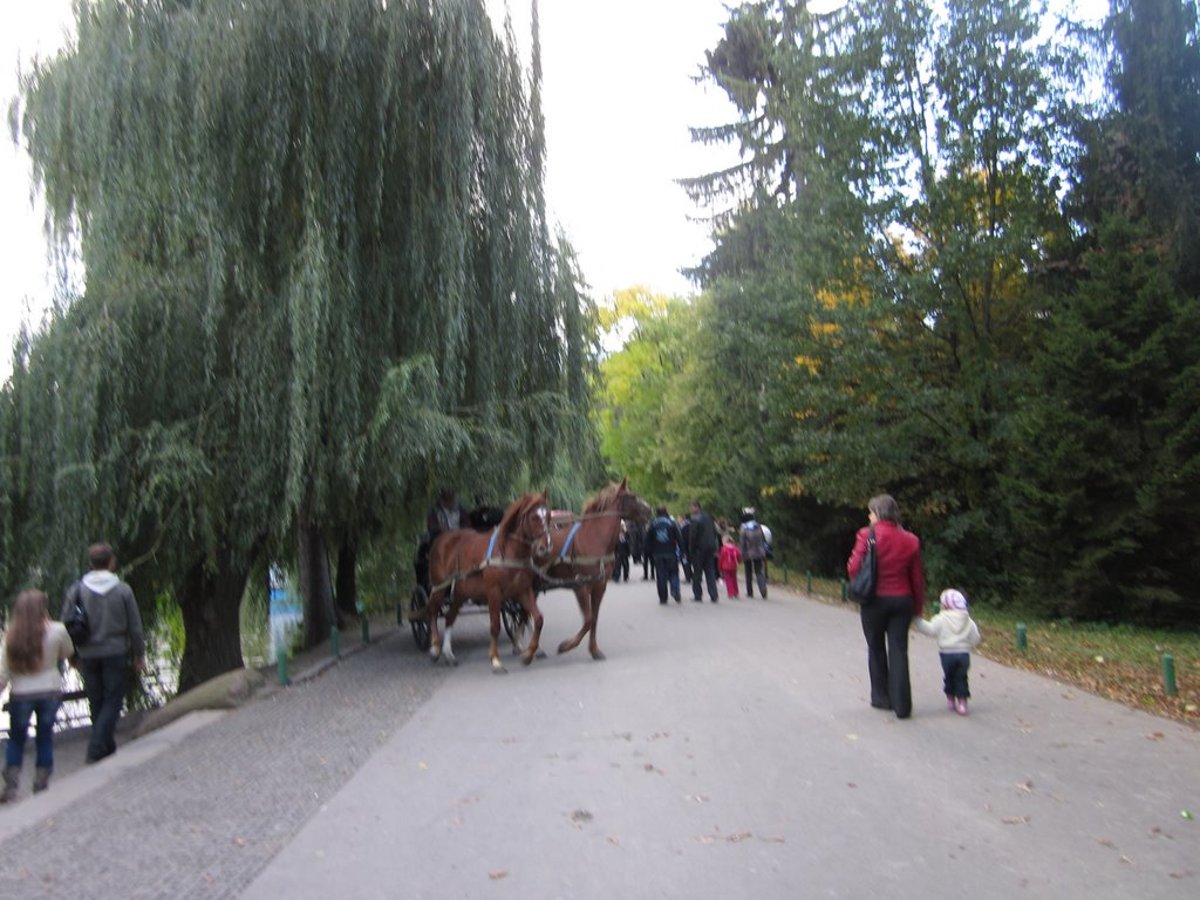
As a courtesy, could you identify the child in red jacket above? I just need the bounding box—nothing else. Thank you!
[718,535,742,598]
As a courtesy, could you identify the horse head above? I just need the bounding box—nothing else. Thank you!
[498,491,552,561]
[601,478,651,523]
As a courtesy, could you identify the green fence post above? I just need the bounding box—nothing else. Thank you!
[331,626,340,659]
[276,644,289,686]
[806,570,812,593]
[1016,622,1028,653]
[1163,654,1178,697]
[840,579,848,603]
[358,600,369,644]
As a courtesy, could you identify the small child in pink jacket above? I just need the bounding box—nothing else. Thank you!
[718,535,742,598]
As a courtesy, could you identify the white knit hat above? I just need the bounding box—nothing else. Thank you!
[940,588,969,611]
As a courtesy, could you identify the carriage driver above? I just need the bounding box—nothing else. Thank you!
[426,488,469,541]
[415,488,470,593]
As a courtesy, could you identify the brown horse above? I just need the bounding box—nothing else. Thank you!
[427,492,551,673]
[538,478,652,660]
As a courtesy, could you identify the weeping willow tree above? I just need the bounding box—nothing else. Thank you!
[8,0,594,687]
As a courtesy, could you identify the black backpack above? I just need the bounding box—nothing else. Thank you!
[64,584,91,647]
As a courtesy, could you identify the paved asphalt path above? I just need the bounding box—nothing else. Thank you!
[1,579,1197,898]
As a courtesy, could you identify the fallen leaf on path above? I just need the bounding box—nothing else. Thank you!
[761,835,786,843]
[1002,816,1029,825]
[686,794,710,803]
[1146,732,1165,742]
[1096,838,1116,849]
[606,836,621,846]
[846,733,859,741]
[418,761,428,770]
[727,832,753,843]
[232,837,246,848]
[488,870,509,880]
[1016,781,1034,794]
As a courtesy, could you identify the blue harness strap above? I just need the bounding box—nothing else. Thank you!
[559,522,582,560]
[486,527,501,561]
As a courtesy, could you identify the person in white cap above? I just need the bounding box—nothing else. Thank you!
[914,588,982,715]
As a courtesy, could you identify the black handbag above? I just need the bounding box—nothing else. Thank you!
[850,527,877,604]
[64,584,91,646]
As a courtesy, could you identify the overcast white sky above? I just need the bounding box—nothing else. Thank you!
[0,0,745,379]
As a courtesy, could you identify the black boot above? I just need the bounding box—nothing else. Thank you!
[1,766,20,803]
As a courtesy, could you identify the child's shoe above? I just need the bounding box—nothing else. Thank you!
[954,697,969,716]
[946,693,956,711]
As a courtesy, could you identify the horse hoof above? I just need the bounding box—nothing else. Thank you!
[446,655,458,668]
[536,648,548,659]
[521,653,535,667]
[492,663,508,675]
[591,650,607,661]
[556,640,574,655]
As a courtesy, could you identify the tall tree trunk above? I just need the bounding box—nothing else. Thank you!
[177,546,249,693]
[298,516,337,648]
[335,533,359,618]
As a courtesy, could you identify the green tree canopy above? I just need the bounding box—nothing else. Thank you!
[6,0,598,686]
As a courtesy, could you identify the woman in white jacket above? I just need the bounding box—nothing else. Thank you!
[0,590,74,801]
[914,588,981,716]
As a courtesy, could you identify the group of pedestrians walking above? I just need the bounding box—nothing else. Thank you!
[616,501,772,607]
[1,542,145,803]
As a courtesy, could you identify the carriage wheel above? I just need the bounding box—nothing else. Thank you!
[501,598,528,651]
[409,585,431,651]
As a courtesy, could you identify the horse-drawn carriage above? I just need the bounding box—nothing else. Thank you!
[402,481,652,672]
[404,503,526,653]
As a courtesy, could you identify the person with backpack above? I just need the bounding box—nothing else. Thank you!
[644,506,682,605]
[62,543,145,764]
[738,508,769,599]
[0,590,74,801]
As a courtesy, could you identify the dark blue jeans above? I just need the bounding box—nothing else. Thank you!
[5,694,61,769]
[691,552,718,602]
[654,555,681,603]
[860,595,914,718]
[80,654,130,762]
[940,652,972,699]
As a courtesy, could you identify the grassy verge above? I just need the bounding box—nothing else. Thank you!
[774,568,1199,728]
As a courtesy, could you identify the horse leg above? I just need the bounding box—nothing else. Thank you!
[519,592,545,667]
[556,585,592,655]
[442,592,465,667]
[428,588,444,663]
[587,585,607,660]
[487,590,506,675]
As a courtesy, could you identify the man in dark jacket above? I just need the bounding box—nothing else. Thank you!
[687,500,720,603]
[644,506,682,604]
[63,543,145,764]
